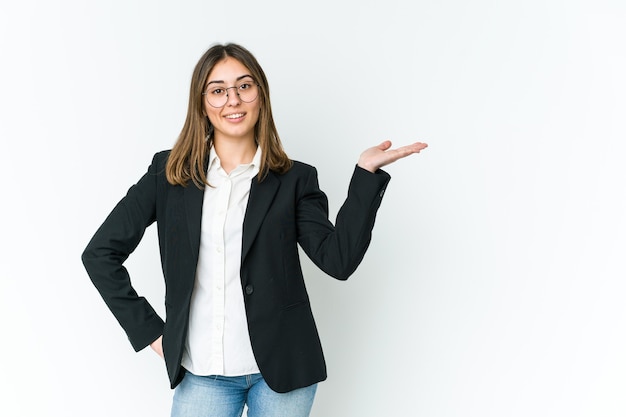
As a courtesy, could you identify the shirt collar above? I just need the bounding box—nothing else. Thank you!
[207,146,220,173]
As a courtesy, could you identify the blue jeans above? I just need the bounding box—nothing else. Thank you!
[170,372,317,417]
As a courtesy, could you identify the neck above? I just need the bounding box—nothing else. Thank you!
[212,136,257,173]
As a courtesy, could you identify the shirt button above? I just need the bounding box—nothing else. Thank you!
[245,285,254,295]
[217,246,223,253]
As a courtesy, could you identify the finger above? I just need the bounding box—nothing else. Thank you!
[402,142,428,153]
[389,142,427,160]
[377,140,392,151]
[414,142,428,150]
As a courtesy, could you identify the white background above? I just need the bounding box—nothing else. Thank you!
[1,0,625,416]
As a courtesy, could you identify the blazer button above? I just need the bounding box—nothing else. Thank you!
[245,284,254,295]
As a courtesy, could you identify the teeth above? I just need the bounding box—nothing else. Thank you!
[225,113,244,119]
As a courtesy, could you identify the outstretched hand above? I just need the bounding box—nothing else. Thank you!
[357,140,428,173]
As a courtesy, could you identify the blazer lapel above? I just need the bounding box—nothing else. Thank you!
[242,172,280,262]
[183,155,210,262]
[184,182,205,263]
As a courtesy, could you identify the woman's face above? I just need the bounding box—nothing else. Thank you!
[203,57,261,144]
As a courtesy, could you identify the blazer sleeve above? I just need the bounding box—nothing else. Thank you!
[296,164,391,280]
[81,153,165,351]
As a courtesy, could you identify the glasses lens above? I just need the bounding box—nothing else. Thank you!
[206,88,227,108]
[238,82,258,103]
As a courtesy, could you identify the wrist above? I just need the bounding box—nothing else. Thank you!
[357,161,377,173]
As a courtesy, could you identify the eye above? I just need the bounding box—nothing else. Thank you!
[209,87,225,95]
[238,83,252,90]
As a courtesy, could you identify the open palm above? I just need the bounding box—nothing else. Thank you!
[357,140,428,172]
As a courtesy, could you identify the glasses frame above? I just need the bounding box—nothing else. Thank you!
[202,82,260,108]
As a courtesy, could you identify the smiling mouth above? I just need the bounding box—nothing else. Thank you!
[225,113,245,119]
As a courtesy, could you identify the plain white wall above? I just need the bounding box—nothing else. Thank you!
[1,0,625,416]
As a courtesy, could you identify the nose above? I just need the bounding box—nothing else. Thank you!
[224,86,241,106]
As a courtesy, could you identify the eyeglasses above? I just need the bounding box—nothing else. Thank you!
[202,80,259,108]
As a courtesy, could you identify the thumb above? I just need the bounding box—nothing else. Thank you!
[377,140,392,151]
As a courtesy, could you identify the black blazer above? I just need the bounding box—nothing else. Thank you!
[82,150,391,393]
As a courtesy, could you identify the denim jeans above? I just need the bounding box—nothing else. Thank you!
[170,371,317,417]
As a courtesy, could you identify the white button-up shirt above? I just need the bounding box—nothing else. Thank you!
[181,146,261,376]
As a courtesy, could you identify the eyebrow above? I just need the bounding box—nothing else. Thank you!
[206,74,254,86]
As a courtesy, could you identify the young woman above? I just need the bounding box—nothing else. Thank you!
[82,43,427,417]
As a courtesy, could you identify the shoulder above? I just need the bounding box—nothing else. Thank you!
[269,160,322,196]
[147,150,172,174]
[279,160,317,178]
[152,149,172,164]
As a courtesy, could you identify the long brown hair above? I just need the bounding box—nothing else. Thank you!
[166,43,292,188]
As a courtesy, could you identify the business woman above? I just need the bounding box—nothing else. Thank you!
[81,43,427,417]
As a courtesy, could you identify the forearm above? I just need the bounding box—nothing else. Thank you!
[81,153,164,351]
[298,165,391,279]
